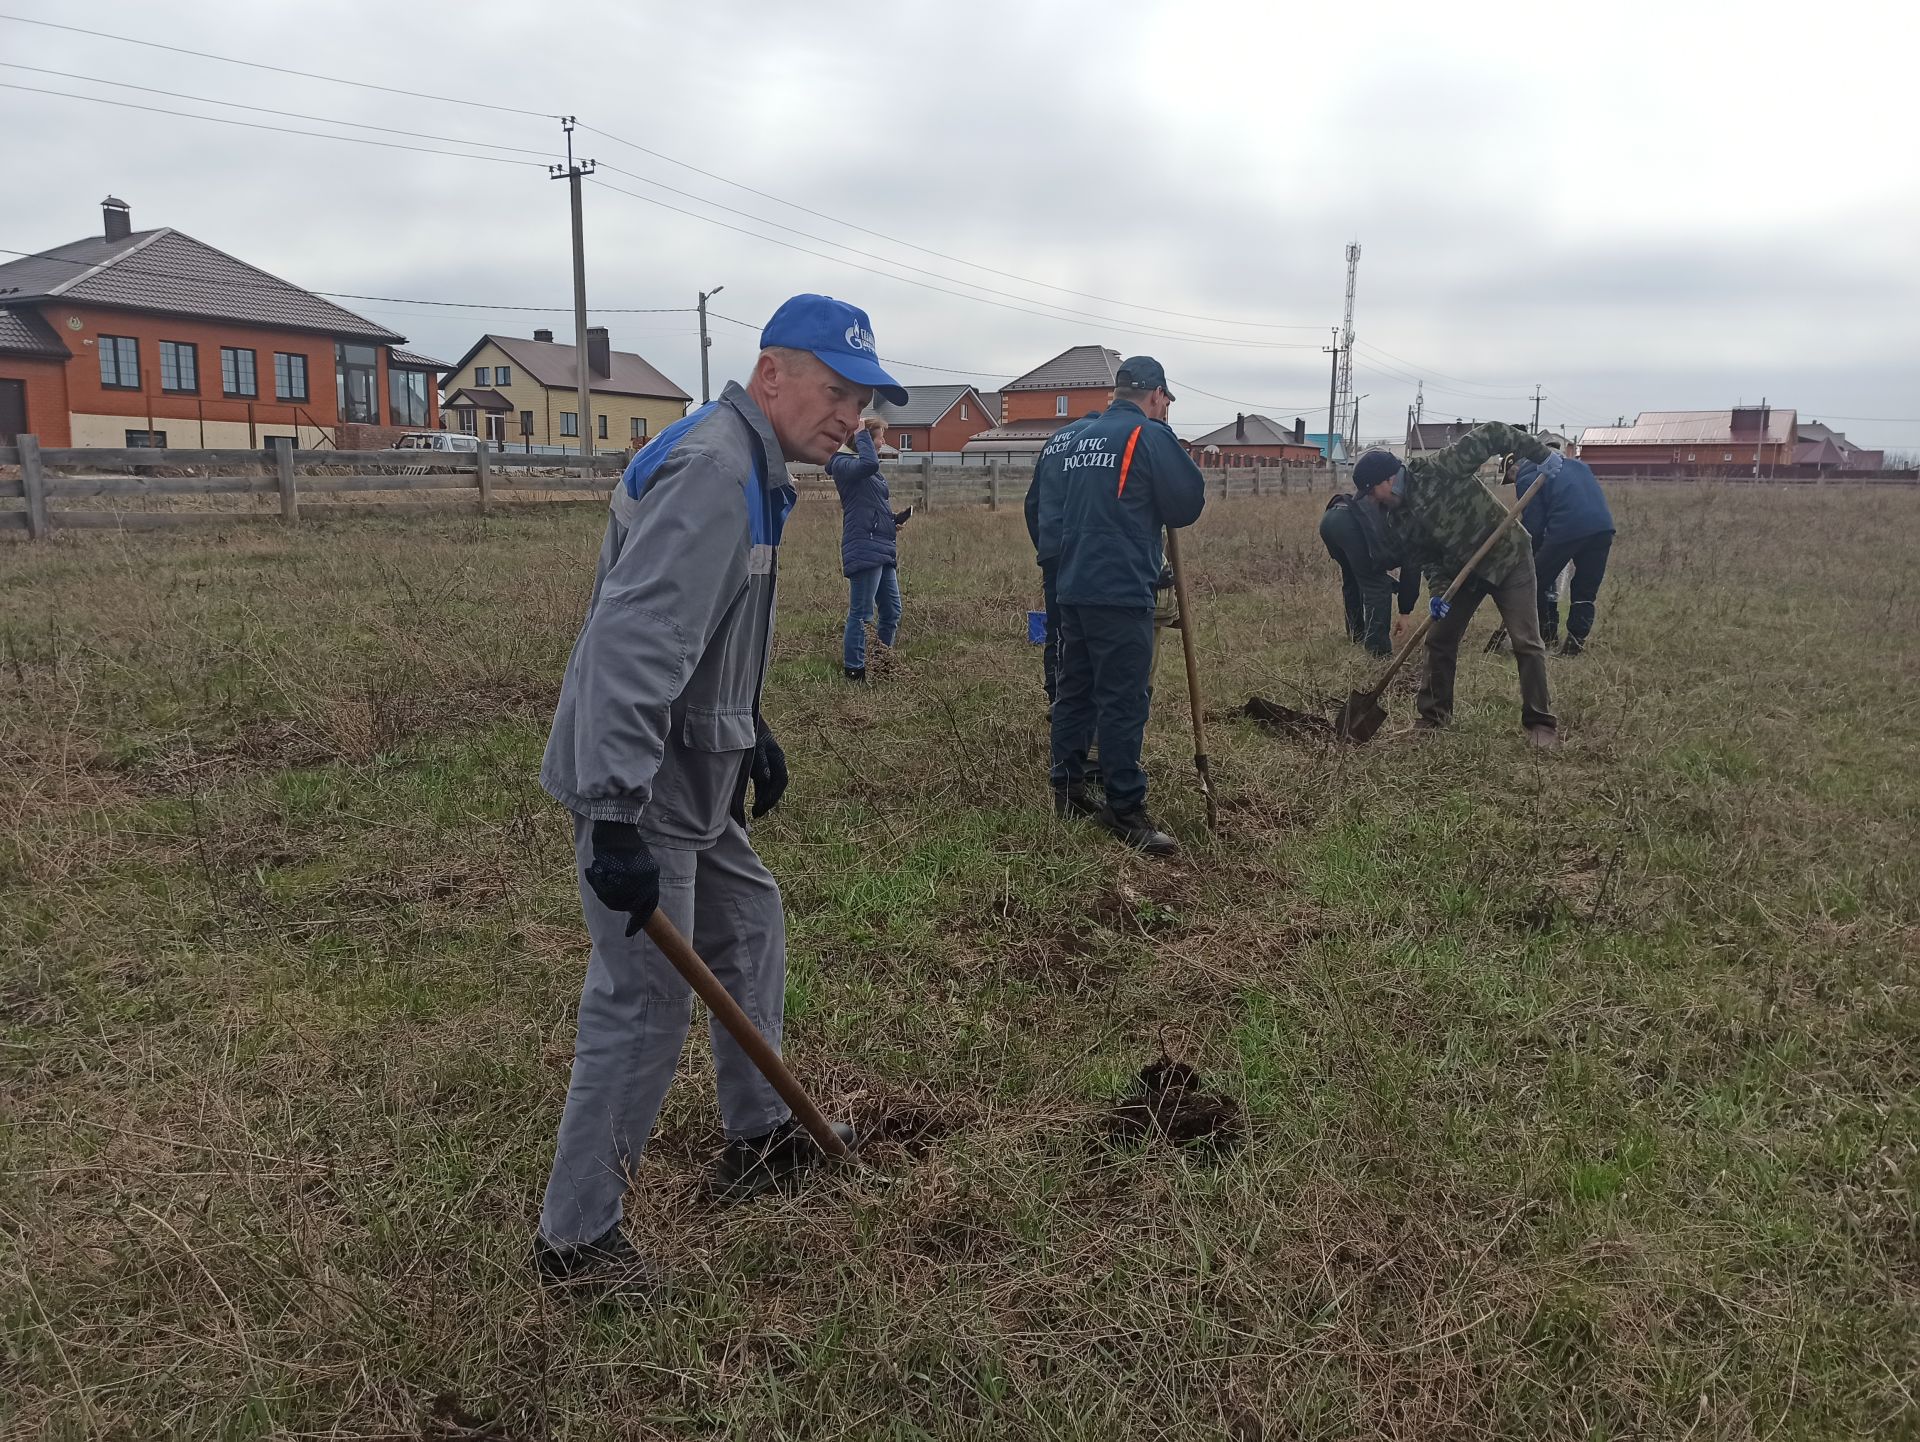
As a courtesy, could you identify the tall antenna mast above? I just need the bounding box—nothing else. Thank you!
[1338,242,1360,447]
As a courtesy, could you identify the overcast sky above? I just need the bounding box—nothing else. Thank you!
[4,0,1916,450]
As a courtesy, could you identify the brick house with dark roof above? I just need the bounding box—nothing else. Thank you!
[961,345,1118,455]
[1186,414,1322,468]
[866,383,995,453]
[0,197,444,449]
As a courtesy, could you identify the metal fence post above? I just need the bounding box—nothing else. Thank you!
[19,434,48,541]
[920,454,932,510]
[475,441,492,515]
[272,436,299,525]
[989,459,1000,511]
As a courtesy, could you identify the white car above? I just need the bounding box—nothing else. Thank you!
[395,432,484,452]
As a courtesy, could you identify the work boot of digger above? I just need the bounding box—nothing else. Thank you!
[534,1224,662,1300]
[706,1117,856,1204]
[1097,804,1178,857]
[1053,783,1101,820]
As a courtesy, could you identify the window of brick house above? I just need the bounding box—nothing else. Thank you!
[630,416,647,441]
[274,352,309,402]
[1055,395,1067,416]
[124,428,167,448]
[99,335,140,389]
[159,341,198,394]
[494,366,511,387]
[475,366,490,386]
[561,412,579,437]
[221,347,258,398]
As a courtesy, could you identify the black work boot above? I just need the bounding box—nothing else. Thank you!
[1560,634,1585,656]
[844,666,866,682]
[1053,783,1101,820]
[706,1117,856,1204]
[1096,804,1178,857]
[533,1224,661,1299]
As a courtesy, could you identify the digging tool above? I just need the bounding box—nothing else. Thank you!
[643,911,853,1162]
[1163,527,1217,831]
[1333,470,1549,743]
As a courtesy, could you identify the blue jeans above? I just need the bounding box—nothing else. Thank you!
[844,564,901,670]
[1050,603,1154,813]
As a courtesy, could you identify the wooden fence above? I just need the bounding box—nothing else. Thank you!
[0,437,625,540]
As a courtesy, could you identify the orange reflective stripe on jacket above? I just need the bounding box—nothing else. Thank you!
[1115,425,1143,496]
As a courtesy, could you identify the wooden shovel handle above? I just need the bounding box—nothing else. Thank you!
[1361,468,1550,698]
[642,910,851,1160]
[1164,527,1218,828]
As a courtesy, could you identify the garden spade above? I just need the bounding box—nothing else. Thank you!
[1163,527,1217,830]
[1334,470,1549,743]
[643,911,853,1161]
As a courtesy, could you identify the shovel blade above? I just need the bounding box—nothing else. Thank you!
[1334,690,1387,743]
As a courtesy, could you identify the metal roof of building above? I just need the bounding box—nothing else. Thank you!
[391,347,452,370]
[1188,415,1312,448]
[0,305,71,359]
[0,228,402,342]
[445,333,691,402]
[444,387,514,412]
[1003,345,1120,393]
[869,383,990,428]
[961,417,1074,451]
[1579,408,1797,447]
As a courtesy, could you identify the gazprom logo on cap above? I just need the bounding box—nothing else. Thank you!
[844,324,877,355]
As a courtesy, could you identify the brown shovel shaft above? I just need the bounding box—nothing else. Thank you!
[1356,469,1550,702]
[1164,527,1217,829]
[643,910,851,1160]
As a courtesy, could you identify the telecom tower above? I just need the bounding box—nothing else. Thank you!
[1337,242,1360,449]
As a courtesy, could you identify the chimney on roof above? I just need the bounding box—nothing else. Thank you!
[101,196,131,241]
[586,326,611,379]
[1235,413,1246,442]
[1293,417,1305,443]
[1730,405,1768,434]
[533,328,554,343]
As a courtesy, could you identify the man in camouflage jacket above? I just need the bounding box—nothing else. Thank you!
[1352,422,1558,745]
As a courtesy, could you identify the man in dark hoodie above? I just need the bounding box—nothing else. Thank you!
[1512,449,1615,655]
[1319,489,1420,656]
[829,417,912,680]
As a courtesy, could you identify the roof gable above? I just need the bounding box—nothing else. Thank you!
[1189,415,1309,447]
[1004,345,1120,392]
[0,305,72,359]
[0,228,401,342]
[870,383,991,428]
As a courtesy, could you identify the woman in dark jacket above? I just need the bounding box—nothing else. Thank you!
[827,418,911,680]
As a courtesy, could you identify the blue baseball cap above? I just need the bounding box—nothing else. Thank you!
[760,294,909,406]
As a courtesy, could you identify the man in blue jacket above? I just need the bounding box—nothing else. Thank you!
[1049,357,1207,855]
[1025,410,1104,706]
[1513,448,1615,654]
[828,418,912,680]
[535,294,905,1294]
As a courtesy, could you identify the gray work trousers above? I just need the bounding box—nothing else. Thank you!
[539,812,790,1247]
[1417,549,1557,731]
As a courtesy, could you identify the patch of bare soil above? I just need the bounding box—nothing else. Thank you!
[1242,695,1336,740]
[1101,1055,1243,1153]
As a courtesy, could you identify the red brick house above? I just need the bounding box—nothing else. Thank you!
[868,384,995,453]
[1186,414,1322,468]
[1576,407,1798,476]
[962,345,1118,455]
[0,197,445,449]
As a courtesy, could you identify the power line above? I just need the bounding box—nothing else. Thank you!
[0,246,695,316]
[705,311,1013,380]
[0,10,555,118]
[580,123,1324,333]
[591,177,1315,353]
[0,62,554,156]
[592,163,1317,351]
[0,81,546,168]
[1351,339,1534,395]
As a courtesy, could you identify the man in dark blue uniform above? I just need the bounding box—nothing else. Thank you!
[1026,411,1104,709]
[1048,357,1207,856]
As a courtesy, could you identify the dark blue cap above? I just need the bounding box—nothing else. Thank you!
[1115,355,1174,401]
[760,294,908,406]
[1353,449,1402,492]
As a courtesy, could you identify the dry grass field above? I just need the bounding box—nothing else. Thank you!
[2,483,1917,1440]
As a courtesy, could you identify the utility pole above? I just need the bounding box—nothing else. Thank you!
[1337,242,1360,445]
[697,285,724,404]
[550,117,596,467]
[1324,328,1340,484]
[1531,384,1543,433]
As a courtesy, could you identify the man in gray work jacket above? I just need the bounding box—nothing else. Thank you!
[535,294,908,1291]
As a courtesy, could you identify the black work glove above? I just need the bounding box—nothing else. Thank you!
[892,508,912,528]
[583,820,660,938]
[1155,562,1175,591]
[749,725,788,818]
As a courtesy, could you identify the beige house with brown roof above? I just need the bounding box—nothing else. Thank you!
[441,328,692,452]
